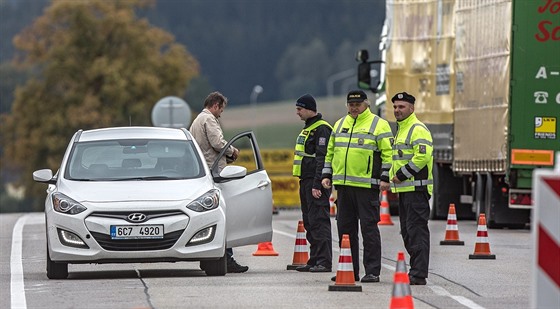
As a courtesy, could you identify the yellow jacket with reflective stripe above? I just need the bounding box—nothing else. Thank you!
[292,119,332,177]
[389,113,434,194]
[322,109,393,189]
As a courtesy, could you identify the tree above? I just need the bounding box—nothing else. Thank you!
[275,38,329,98]
[0,0,199,210]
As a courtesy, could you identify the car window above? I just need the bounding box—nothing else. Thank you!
[64,139,204,181]
[227,135,260,174]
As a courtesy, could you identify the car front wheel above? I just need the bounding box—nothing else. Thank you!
[46,246,68,279]
[202,252,227,276]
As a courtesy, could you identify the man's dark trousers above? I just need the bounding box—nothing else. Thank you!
[398,191,430,278]
[299,178,332,268]
[335,185,381,276]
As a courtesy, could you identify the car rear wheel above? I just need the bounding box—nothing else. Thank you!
[202,252,227,276]
[46,246,68,279]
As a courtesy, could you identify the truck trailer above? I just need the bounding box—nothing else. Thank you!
[357,0,559,227]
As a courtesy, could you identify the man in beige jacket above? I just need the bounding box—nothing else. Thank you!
[189,91,247,273]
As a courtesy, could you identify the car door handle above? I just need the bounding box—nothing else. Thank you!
[257,180,271,189]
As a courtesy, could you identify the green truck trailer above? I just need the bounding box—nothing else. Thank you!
[357,0,559,227]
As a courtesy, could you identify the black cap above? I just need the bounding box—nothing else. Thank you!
[296,94,317,111]
[347,90,368,103]
[391,92,416,104]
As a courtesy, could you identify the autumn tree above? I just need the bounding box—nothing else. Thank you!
[0,0,199,209]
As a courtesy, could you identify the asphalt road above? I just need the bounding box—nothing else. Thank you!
[1,209,535,309]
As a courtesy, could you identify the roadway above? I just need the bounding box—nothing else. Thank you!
[1,209,533,309]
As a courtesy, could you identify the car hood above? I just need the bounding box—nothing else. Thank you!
[57,178,214,202]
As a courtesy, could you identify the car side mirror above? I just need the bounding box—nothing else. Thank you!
[33,169,56,184]
[213,165,247,183]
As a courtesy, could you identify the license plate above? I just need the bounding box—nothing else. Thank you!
[110,225,164,239]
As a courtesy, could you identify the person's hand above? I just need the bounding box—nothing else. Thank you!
[321,178,332,189]
[391,176,402,184]
[379,180,390,191]
[312,188,322,199]
[232,147,239,160]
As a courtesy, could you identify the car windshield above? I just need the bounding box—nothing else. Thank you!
[64,139,204,181]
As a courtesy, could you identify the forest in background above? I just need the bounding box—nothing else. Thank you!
[1,0,385,110]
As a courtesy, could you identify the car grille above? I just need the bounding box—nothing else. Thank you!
[87,210,187,251]
[90,230,184,251]
[88,210,185,222]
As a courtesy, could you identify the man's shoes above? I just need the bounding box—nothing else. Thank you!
[309,265,331,272]
[360,274,380,283]
[227,258,249,273]
[409,275,427,285]
[295,265,312,272]
[331,275,360,282]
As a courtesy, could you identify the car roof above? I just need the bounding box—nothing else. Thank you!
[77,127,192,142]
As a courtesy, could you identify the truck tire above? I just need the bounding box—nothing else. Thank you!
[483,172,498,228]
[431,163,463,219]
[430,163,444,219]
[485,174,529,229]
[474,173,484,220]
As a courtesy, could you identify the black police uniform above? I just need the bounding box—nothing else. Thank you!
[298,113,333,269]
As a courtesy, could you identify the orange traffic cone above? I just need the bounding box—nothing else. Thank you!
[440,204,464,245]
[379,190,394,225]
[329,192,337,217]
[390,251,414,309]
[328,234,362,292]
[469,213,496,259]
[252,241,279,256]
[287,220,309,270]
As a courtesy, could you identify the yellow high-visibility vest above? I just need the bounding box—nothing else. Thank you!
[292,120,332,177]
[389,113,434,194]
[323,109,393,188]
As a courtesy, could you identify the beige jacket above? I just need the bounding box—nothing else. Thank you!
[189,109,236,172]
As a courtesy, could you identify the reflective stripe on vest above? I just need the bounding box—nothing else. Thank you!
[292,120,332,176]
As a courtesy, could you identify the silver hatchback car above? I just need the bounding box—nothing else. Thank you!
[33,127,273,279]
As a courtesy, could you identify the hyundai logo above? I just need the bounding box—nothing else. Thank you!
[127,213,147,223]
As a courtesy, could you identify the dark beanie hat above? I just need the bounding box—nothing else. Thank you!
[296,94,317,111]
[391,92,416,104]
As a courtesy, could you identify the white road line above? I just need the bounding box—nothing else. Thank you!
[11,214,30,309]
[10,214,44,309]
[274,227,485,309]
[429,285,485,309]
[272,229,294,238]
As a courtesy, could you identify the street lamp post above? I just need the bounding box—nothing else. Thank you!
[250,85,263,129]
[250,85,263,106]
[326,69,355,97]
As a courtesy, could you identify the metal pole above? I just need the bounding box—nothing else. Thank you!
[168,98,174,127]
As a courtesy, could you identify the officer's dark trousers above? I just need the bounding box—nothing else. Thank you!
[336,185,381,276]
[398,191,430,278]
[299,178,332,268]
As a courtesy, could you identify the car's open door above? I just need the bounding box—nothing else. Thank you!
[212,131,273,247]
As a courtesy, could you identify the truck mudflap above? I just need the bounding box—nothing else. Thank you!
[480,173,530,229]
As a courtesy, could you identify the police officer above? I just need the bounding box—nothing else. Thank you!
[292,94,333,273]
[389,91,434,285]
[321,90,393,283]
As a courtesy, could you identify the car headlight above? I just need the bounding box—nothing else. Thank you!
[51,193,87,215]
[186,189,220,212]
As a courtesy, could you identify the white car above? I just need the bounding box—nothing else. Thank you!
[33,126,273,279]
